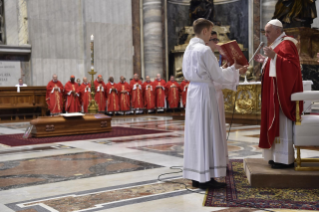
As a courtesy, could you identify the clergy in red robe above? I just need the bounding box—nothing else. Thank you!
[165,76,180,109]
[180,79,190,108]
[94,75,107,112]
[254,19,303,169]
[46,74,64,114]
[130,73,144,112]
[153,74,166,110]
[143,76,155,111]
[64,75,81,113]
[117,76,131,113]
[105,76,119,113]
[79,77,91,113]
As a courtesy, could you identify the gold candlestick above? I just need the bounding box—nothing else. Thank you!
[87,35,99,114]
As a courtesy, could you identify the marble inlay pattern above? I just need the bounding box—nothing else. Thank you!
[7,178,195,212]
[0,152,162,190]
[131,140,262,159]
[94,134,182,144]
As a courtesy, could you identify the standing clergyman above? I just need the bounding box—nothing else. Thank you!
[254,19,303,169]
[182,18,247,189]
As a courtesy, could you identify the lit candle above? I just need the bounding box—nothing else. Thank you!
[91,34,94,41]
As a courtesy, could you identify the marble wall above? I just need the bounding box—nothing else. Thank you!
[24,0,133,86]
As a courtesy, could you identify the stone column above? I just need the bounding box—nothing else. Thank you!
[143,0,164,79]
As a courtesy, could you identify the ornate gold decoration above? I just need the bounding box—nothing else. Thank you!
[222,84,261,115]
[87,35,99,114]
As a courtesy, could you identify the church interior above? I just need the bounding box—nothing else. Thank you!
[0,0,319,211]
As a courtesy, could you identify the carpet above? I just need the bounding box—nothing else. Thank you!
[203,160,319,210]
[0,127,168,147]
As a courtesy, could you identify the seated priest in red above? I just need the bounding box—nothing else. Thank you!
[117,76,131,115]
[94,75,107,113]
[79,77,91,113]
[180,79,190,108]
[153,73,166,112]
[143,76,156,113]
[254,19,303,169]
[105,76,119,114]
[130,73,144,114]
[64,75,81,113]
[165,76,180,109]
[46,74,64,115]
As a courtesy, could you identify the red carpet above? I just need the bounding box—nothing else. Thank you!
[0,127,168,147]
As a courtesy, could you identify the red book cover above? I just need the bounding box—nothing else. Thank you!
[218,40,248,66]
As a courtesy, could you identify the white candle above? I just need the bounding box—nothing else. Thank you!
[91,34,94,41]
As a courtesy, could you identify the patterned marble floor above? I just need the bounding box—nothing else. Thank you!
[0,115,318,212]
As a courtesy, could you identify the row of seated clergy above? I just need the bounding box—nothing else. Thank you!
[46,73,190,115]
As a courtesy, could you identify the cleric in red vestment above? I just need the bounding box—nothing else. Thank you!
[165,76,180,109]
[79,77,91,113]
[153,73,166,111]
[254,19,303,169]
[105,76,119,114]
[117,76,131,114]
[64,75,81,113]
[46,74,64,115]
[94,75,107,113]
[180,79,190,108]
[142,76,155,112]
[130,73,144,113]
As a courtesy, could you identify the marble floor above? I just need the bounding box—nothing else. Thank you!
[0,116,318,212]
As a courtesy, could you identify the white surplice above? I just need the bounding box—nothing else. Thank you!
[182,37,239,183]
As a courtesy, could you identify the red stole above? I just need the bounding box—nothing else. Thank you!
[80,83,91,113]
[64,81,80,113]
[105,82,119,112]
[166,81,180,108]
[153,79,166,108]
[94,80,106,112]
[130,79,143,109]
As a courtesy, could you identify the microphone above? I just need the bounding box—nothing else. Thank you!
[248,42,264,64]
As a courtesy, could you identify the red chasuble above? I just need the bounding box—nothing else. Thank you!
[117,82,131,111]
[259,38,303,149]
[166,80,180,108]
[64,81,81,113]
[94,79,107,112]
[142,81,155,109]
[105,82,119,112]
[46,80,64,114]
[180,80,190,107]
[153,79,166,108]
[130,79,144,109]
[79,83,91,113]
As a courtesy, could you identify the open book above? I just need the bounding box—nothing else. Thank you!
[217,40,248,66]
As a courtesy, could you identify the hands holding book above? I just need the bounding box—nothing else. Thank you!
[234,59,248,75]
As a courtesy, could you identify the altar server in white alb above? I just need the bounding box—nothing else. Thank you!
[182,18,247,189]
[254,19,303,169]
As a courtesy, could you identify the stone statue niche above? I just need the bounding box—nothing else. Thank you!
[271,0,319,90]
[189,0,215,24]
[273,0,317,28]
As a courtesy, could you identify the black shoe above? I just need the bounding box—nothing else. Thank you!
[271,162,294,169]
[208,178,227,188]
[192,180,199,188]
[268,160,275,165]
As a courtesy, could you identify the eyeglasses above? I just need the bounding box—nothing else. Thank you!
[209,38,219,42]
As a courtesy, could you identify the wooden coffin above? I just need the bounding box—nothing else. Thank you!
[30,114,112,138]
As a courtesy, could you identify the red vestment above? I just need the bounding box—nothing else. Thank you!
[79,83,91,113]
[105,82,119,112]
[46,80,64,114]
[64,81,81,113]
[142,81,155,109]
[259,38,303,149]
[94,80,107,112]
[117,82,131,111]
[130,79,144,109]
[153,79,166,108]
[166,80,180,108]
[180,80,190,107]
